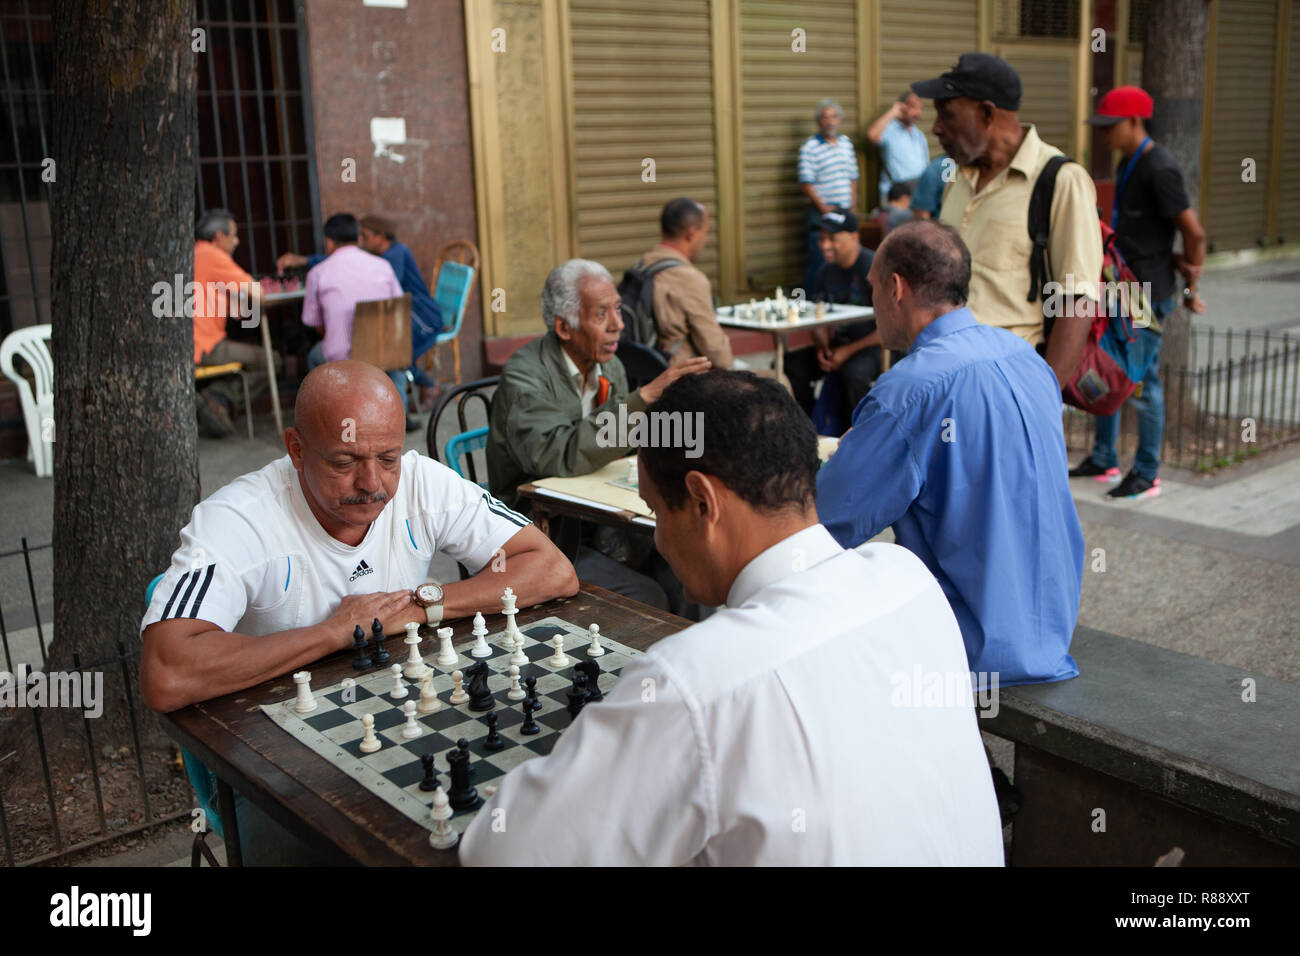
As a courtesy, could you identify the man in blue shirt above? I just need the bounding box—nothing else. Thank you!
[866,92,930,203]
[816,221,1082,686]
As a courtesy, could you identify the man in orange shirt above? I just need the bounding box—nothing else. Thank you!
[193,209,265,437]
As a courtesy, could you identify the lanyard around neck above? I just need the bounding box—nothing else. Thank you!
[1111,137,1151,229]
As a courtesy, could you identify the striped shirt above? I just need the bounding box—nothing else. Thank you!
[798,133,858,208]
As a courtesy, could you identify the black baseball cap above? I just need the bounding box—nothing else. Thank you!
[818,208,859,233]
[910,53,1022,111]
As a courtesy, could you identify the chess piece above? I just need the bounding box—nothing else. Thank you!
[358,713,381,753]
[576,659,603,703]
[483,712,505,751]
[400,700,422,739]
[428,786,458,850]
[446,738,481,811]
[507,664,526,702]
[435,626,458,668]
[547,634,571,668]
[389,663,408,700]
[815,300,825,320]
[417,673,442,714]
[351,625,373,670]
[500,587,520,651]
[519,698,540,736]
[419,753,441,792]
[449,669,469,705]
[566,671,588,718]
[469,614,492,658]
[292,671,317,713]
[508,628,528,667]
[370,617,391,666]
[587,622,605,657]
[465,660,495,712]
[403,626,430,680]
[523,675,539,709]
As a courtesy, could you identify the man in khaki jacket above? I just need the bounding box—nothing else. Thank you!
[635,199,734,368]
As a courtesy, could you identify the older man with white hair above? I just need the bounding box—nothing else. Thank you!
[487,259,709,612]
[798,98,859,296]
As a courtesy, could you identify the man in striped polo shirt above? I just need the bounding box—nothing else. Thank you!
[798,99,859,295]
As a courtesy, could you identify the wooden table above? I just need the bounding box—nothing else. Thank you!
[258,288,306,435]
[716,302,874,378]
[158,584,689,866]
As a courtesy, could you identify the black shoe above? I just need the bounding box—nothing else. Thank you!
[196,393,234,439]
[1069,456,1119,480]
[1107,469,1161,499]
[405,414,421,433]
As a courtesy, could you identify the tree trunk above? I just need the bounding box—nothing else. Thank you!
[1141,0,1210,405]
[49,1,198,734]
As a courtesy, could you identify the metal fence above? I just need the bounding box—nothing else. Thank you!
[1063,326,1300,472]
[0,539,190,866]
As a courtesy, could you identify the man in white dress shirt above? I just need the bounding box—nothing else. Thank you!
[460,370,1004,866]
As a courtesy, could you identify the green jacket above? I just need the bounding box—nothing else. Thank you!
[487,331,647,518]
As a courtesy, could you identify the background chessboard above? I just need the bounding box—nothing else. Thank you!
[261,616,640,836]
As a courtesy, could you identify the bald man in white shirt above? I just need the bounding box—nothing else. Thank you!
[460,370,1003,866]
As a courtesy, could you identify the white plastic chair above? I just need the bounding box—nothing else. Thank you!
[0,324,53,477]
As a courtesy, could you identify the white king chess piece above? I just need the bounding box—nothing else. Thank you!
[500,587,521,651]
[402,623,430,680]
[435,626,458,668]
[470,612,492,658]
[587,623,605,657]
[292,671,317,713]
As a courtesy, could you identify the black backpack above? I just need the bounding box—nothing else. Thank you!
[616,258,682,349]
[1026,154,1073,343]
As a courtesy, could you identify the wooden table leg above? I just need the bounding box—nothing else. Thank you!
[260,317,283,436]
[216,777,243,867]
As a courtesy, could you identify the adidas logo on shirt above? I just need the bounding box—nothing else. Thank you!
[349,559,374,582]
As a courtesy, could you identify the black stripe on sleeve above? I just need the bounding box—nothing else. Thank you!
[481,492,529,528]
[160,572,190,620]
[171,569,202,620]
[186,564,216,619]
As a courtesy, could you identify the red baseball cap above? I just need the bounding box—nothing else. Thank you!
[1086,86,1154,126]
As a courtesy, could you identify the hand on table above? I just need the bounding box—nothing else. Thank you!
[323,590,422,648]
[640,356,711,404]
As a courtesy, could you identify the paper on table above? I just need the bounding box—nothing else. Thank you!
[532,456,652,517]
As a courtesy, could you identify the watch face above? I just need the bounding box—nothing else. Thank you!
[416,583,442,606]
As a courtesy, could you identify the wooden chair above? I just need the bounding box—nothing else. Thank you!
[349,293,414,383]
[426,239,480,386]
[194,362,254,440]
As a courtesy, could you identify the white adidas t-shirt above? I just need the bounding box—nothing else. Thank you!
[141,450,530,637]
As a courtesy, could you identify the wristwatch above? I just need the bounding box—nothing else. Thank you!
[412,583,445,625]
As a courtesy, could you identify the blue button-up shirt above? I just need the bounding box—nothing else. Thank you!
[816,307,1082,686]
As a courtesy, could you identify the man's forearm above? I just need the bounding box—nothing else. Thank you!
[1043,299,1093,389]
[800,183,828,212]
[443,548,578,620]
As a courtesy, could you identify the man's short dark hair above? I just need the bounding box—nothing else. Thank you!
[660,198,705,239]
[640,370,819,514]
[888,180,915,202]
[876,220,970,309]
[196,209,235,241]
[324,213,359,244]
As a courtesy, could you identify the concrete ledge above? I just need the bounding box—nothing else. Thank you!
[980,626,1300,849]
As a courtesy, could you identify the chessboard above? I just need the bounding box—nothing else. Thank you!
[260,614,641,840]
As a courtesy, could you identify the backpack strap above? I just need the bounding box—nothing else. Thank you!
[1026,154,1071,303]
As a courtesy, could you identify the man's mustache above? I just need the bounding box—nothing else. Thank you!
[339,491,389,505]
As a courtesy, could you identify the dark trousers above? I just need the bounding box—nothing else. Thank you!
[785,344,884,424]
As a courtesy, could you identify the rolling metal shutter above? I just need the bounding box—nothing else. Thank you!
[993,47,1076,155]
[739,0,858,291]
[569,0,720,285]
[1205,0,1277,249]
[1279,4,1300,243]
[879,0,980,157]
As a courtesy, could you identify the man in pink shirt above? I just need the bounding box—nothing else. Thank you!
[302,212,417,430]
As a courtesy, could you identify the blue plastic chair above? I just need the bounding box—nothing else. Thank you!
[145,572,225,864]
[432,260,475,385]
[445,427,490,486]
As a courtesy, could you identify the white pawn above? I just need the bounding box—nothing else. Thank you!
[358,713,381,753]
[508,626,529,668]
[470,613,492,658]
[428,786,457,849]
[403,624,430,680]
[449,669,469,705]
[417,673,442,714]
[507,664,526,701]
[435,626,458,668]
[587,623,605,657]
[292,671,317,713]
[547,634,570,668]
[389,663,408,700]
[400,699,422,739]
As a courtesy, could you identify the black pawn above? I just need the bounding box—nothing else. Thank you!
[520,698,540,735]
[419,752,440,792]
[351,625,372,670]
[483,712,505,751]
[523,675,539,707]
[370,617,391,665]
